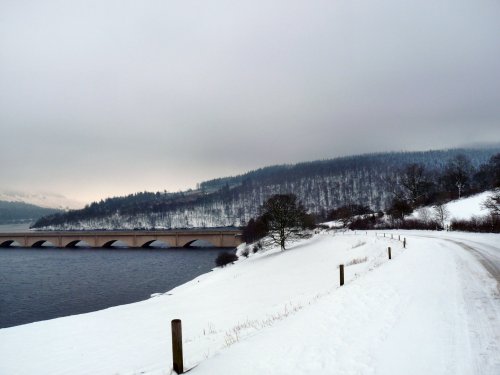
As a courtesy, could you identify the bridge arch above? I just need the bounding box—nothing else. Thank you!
[31,240,56,248]
[141,240,171,248]
[101,240,130,248]
[182,239,217,248]
[64,240,92,248]
[0,240,21,247]
[95,237,135,248]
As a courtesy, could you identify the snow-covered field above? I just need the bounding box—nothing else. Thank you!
[0,231,498,374]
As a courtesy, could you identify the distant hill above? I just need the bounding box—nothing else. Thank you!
[32,147,500,230]
[0,190,83,210]
[0,201,62,225]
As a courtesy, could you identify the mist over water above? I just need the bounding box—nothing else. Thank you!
[0,223,31,233]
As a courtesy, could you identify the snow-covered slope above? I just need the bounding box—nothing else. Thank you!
[444,191,492,221]
[413,191,494,224]
[0,232,498,374]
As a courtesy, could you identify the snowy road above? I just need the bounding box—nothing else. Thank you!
[404,231,500,286]
[444,239,500,285]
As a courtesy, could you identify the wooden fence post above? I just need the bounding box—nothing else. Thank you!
[403,238,406,248]
[171,319,184,374]
[388,247,391,259]
[339,264,344,286]
[398,235,400,241]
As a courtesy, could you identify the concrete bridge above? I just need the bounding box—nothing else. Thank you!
[0,229,243,249]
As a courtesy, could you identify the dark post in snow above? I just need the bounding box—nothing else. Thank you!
[384,233,386,237]
[403,238,406,248]
[398,235,401,241]
[388,247,392,260]
[339,264,344,286]
[171,319,184,374]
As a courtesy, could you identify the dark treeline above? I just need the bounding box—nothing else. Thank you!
[32,147,500,230]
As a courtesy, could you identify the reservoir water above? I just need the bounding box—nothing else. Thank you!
[0,246,230,329]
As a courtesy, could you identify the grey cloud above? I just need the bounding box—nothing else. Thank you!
[1,0,500,203]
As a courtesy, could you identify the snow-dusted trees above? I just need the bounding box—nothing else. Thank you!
[482,190,500,217]
[30,149,499,230]
[491,154,500,187]
[474,153,500,190]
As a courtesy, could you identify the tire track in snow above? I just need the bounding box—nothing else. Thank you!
[451,245,500,374]
[406,233,500,287]
[446,239,500,287]
[406,233,500,374]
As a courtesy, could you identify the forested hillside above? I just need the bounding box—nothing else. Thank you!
[0,201,61,225]
[32,147,500,230]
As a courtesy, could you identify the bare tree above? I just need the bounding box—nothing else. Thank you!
[260,194,310,250]
[443,155,474,198]
[417,207,432,224]
[433,203,450,229]
[482,190,500,217]
[400,164,431,205]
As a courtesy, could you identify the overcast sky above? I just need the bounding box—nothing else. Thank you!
[2,0,500,205]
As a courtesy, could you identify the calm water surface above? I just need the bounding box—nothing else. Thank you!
[0,246,228,329]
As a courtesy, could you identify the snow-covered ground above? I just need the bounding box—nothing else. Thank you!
[0,231,498,374]
[413,190,494,225]
[445,191,492,220]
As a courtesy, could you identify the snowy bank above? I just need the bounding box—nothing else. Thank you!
[413,190,494,224]
[0,232,499,374]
